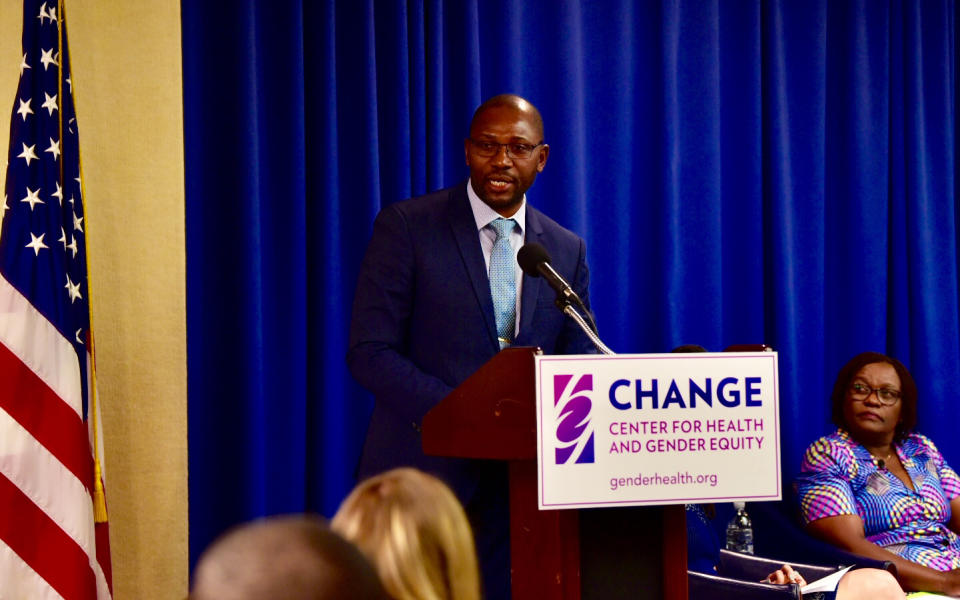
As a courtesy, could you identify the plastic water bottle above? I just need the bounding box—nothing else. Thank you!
[725,501,754,554]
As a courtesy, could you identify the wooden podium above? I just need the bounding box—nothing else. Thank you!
[422,347,687,600]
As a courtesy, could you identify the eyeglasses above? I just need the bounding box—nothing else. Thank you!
[849,382,902,405]
[468,138,544,159]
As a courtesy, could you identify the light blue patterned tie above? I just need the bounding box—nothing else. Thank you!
[489,218,517,349]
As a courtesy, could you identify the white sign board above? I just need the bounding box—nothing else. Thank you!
[535,352,781,509]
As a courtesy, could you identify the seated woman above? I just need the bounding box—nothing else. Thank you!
[331,467,480,600]
[796,351,960,595]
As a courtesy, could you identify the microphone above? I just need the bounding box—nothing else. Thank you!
[517,243,582,307]
[876,459,886,470]
[517,242,610,352]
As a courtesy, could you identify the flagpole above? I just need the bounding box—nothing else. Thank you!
[57,0,107,524]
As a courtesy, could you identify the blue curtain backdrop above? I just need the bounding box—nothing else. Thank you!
[183,0,960,567]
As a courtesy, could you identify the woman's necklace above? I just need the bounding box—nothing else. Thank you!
[869,449,894,470]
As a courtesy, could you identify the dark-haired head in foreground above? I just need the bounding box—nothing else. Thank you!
[190,515,389,600]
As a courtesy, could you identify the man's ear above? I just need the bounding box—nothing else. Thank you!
[537,144,550,172]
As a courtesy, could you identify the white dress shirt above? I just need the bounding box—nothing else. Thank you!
[467,180,525,337]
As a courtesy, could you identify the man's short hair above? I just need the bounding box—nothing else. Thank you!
[190,514,388,600]
[469,93,545,140]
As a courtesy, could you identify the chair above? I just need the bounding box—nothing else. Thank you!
[685,345,899,597]
[747,499,899,575]
[718,548,897,580]
[720,347,895,569]
[689,549,897,600]
[718,548,841,581]
[688,570,801,600]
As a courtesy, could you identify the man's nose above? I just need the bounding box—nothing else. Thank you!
[491,145,514,165]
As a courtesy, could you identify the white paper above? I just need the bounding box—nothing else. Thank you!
[800,566,852,593]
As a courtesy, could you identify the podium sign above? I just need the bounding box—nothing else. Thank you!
[535,352,781,509]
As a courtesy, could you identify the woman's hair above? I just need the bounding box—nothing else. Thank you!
[331,468,480,600]
[830,351,918,441]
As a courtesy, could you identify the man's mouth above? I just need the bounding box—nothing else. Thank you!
[486,177,514,192]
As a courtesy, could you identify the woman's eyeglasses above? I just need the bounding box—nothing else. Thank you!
[849,382,901,405]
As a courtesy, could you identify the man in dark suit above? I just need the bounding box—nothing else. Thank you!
[347,94,596,599]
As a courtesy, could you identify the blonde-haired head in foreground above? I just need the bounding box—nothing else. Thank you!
[332,467,481,600]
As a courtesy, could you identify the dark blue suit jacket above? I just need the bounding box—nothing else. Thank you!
[347,181,596,500]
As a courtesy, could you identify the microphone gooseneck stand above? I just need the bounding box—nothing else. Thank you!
[516,242,614,354]
[559,300,615,355]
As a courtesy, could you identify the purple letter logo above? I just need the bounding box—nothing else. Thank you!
[553,374,595,464]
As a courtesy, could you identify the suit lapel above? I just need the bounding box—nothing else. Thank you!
[447,184,500,349]
[518,206,546,341]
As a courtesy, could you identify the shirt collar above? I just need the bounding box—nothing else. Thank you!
[466,180,526,233]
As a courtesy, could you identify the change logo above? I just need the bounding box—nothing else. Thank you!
[554,374,595,464]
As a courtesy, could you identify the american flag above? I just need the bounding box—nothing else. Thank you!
[0,1,112,598]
